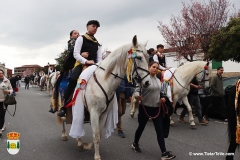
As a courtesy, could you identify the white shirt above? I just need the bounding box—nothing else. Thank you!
[73,36,102,64]
[153,52,168,70]
[49,68,55,74]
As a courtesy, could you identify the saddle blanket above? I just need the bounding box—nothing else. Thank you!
[69,65,118,138]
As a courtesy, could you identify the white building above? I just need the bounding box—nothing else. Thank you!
[164,51,240,72]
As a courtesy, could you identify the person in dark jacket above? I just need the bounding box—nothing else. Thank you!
[10,75,17,96]
[178,76,208,129]
[116,75,132,138]
[24,75,30,89]
[147,48,156,64]
[205,66,227,121]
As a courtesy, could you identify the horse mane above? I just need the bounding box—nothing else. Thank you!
[176,61,209,79]
[102,43,148,80]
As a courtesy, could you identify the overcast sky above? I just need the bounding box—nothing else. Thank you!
[1,0,240,71]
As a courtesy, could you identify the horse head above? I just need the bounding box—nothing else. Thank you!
[129,35,150,88]
[195,61,211,91]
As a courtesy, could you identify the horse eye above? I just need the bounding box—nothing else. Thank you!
[136,56,142,60]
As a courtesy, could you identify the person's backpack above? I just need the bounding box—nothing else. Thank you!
[62,50,75,71]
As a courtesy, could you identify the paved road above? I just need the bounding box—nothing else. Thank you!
[0,84,239,160]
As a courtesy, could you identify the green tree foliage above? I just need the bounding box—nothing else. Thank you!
[55,49,68,71]
[208,17,240,62]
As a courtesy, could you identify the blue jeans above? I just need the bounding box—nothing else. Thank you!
[180,94,203,122]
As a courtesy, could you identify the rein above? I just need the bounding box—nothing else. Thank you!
[168,69,189,90]
[93,72,114,115]
[140,86,168,119]
[93,64,125,81]
[167,67,209,91]
[140,94,168,119]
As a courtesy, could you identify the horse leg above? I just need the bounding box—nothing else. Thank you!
[170,99,177,125]
[61,117,68,141]
[77,138,93,152]
[182,96,196,127]
[130,96,136,118]
[99,110,109,138]
[90,110,101,160]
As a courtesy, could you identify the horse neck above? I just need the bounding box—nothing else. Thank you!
[179,62,205,84]
[96,49,129,94]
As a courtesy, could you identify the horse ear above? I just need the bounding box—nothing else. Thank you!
[143,40,148,47]
[132,35,138,47]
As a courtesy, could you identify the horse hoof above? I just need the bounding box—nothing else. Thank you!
[78,144,85,152]
[94,157,101,160]
[190,125,196,130]
[62,136,68,141]
[61,117,66,121]
[130,113,134,118]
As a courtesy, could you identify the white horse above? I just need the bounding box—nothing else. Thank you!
[47,71,60,95]
[32,76,39,87]
[130,61,211,128]
[40,75,48,91]
[67,36,150,160]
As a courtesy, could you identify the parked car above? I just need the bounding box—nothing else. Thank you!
[199,76,240,119]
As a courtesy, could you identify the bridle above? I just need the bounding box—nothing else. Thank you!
[131,52,150,84]
[127,48,150,84]
[196,69,210,82]
[168,65,210,90]
[84,47,150,115]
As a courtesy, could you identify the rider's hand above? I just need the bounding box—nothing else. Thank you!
[136,95,142,101]
[81,52,89,58]
[160,98,166,103]
[85,60,95,65]
[197,85,202,89]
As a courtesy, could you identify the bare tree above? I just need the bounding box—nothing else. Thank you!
[158,0,232,61]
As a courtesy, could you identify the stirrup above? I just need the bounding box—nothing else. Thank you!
[57,109,66,117]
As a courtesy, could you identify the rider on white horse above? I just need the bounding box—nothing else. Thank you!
[57,20,102,117]
[48,65,56,76]
[39,71,45,86]
[153,44,174,102]
[153,44,169,71]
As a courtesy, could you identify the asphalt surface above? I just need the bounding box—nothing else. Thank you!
[0,83,239,160]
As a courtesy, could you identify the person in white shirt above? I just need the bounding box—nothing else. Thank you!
[48,65,56,75]
[58,20,102,117]
[153,44,169,71]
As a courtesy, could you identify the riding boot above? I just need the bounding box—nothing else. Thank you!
[57,107,66,117]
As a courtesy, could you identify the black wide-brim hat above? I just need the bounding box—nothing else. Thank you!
[86,20,100,27]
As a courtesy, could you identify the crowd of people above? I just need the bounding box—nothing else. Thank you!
[1,19,239,159]
[49,19,240,159]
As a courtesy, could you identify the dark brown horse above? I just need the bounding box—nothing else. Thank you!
[226,84,240,160]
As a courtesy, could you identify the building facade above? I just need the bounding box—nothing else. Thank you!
[5,68,12,77]
[14,65,43,77]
